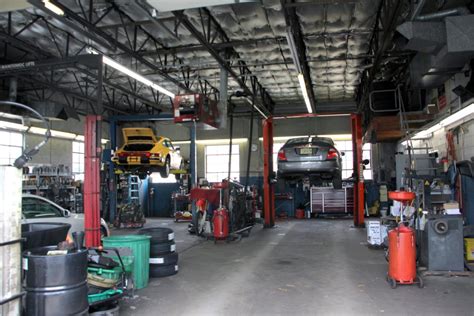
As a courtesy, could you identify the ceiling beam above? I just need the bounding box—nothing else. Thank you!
[28,0,192,94]
[173,8,275,115]
[120,31,374,57]
[357,0,405,113]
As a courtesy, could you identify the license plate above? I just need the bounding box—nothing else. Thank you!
[300,148,313,155]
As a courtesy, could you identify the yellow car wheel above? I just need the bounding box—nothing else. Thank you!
[160,156,170,178]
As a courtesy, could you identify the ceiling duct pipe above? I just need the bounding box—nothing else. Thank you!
[410,0,427,21]
[218,63,228,129]
[398,14,474,88]
[416,7,470,21]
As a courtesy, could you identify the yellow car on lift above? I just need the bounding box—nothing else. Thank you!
[112,128,183,178]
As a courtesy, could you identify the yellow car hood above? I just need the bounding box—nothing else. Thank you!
[122,128,158,143]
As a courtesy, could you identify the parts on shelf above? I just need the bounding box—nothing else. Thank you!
[22,164,79,212]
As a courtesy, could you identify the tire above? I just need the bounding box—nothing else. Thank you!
[387,277,397,289]
[100,226,108,240]
[149,264,178,278]
[138,173,148,180]
[149,252,178,265]
[416,275,424,288]
[137,227,174,244]
[150,241,176,257]
[160,157,170,178]
[333,174,342,189]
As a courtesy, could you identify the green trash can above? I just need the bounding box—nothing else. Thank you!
[102,235,151,289]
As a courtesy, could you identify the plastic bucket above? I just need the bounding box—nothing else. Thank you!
[102,235,151,289]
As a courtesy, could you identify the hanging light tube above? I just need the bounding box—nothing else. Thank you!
[298,73,313,114]
[87,48,175,98]
[287,28,312,114]
[42,0,64,15]
[412,102,474,140]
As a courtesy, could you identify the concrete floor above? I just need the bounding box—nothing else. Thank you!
[119,218,474,316]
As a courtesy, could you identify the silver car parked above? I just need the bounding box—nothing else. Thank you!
[22,194,110,238]
[277,137,343,189]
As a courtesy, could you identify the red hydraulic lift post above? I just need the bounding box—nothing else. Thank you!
[351,113,365,227]
[84,115,102,247]
[262,117,275,228]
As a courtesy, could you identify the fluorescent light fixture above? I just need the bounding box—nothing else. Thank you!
[319,134,352,140]
[286,29,313,114]
[173,139,248,145]
[87,48,175,98]
[173,140,191,145]
[0,121,28,132]
[298,73,313,114]
[411,102,474,140]
[196,138,247,145]
[439,102,474,127]
[28,126,48,135]
[258,134,352,142]
[286,28,301,73]
[0,120,110,143]
[50,130,77,140]
[42,0,64,15]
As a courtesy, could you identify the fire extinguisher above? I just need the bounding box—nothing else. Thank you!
[212,208,229,240]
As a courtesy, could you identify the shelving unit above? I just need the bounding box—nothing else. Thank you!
[22,167,80,212]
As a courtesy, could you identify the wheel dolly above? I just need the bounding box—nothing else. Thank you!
[87,247,132,311]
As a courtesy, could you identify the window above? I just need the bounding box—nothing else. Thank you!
[72,141,84,180]
[333,140,372,180]
[22,197,63,219]
[150,172,177,184]
[273,142,286,171]
[205,145,239,182]
[0,130,23,165]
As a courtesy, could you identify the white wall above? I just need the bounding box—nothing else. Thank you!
[399,70,474,162]
[26,134,73,166]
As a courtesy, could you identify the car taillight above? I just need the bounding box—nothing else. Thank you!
[144,152,151,158]
[277,149,287,161]
[118,152,128,157]
[327,148,338,160]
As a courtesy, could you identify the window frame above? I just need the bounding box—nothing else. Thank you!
[0,130,24,166]
[72,141,85,180]
[205,144,240,183]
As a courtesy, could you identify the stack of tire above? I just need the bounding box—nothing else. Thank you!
[137,227,179,278]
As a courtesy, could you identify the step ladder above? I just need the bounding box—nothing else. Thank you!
[128,175,140,204]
